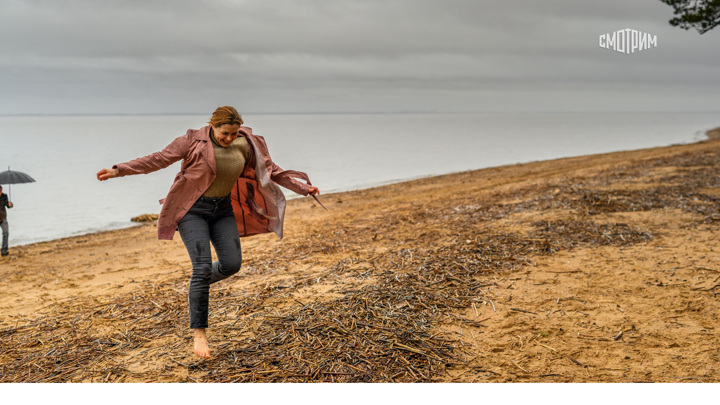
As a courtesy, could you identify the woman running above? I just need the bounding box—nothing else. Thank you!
[97,106,318,358]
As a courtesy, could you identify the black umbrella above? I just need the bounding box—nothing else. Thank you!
[0,167,36,200]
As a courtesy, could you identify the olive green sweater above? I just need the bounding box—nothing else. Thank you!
[202,133,250,197]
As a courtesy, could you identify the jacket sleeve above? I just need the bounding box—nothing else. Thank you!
[269,161,313,196]
[113,134,190,177]
[254,135,313,196]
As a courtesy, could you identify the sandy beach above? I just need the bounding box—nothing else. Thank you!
[2,133,720,383]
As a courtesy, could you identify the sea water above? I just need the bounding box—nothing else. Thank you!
[0,112,716,246]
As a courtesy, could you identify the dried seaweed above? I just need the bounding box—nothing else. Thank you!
[2,141,720,382]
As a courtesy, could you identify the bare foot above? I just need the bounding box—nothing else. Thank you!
[193,329,211,359]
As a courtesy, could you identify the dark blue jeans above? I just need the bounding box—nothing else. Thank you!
[177,195,242,329]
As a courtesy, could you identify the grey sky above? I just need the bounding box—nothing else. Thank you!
[1,0,718,114]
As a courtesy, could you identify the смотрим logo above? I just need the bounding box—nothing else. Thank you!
[599,28,658,54]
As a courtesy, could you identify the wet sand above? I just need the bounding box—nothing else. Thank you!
[2,134,720,382]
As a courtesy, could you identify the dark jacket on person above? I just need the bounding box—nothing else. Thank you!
[0,193,10,222]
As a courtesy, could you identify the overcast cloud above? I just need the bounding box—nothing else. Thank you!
[0,0,718,114]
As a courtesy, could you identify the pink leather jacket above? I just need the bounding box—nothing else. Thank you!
[115,125,313,240]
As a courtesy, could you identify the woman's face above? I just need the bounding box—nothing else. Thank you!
[212,124,241,147]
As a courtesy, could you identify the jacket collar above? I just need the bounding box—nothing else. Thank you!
[239,126,254,138]
[191,125,257,175]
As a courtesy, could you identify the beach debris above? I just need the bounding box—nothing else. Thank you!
[2,141,720,382]
[131,214,159,223]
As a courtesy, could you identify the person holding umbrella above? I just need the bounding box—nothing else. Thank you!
[0,167,35,257]
[97,106,320,359]
[0,185,13,256]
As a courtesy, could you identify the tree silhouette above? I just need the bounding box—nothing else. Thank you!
[661,0,720,34]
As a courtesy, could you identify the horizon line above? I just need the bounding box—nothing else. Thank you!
[1,109,718,117]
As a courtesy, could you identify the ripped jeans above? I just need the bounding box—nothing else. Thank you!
[177,195,242,329]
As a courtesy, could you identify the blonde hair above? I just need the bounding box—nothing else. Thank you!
[208,106,244,127]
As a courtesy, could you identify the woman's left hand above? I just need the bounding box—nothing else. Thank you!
[96,168,119,181]
[308,186,319,196]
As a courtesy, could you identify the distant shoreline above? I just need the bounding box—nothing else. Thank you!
[706,126,720,140]
[10,125,718,249]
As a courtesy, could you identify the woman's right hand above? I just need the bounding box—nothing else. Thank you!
[96,168,119,181]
